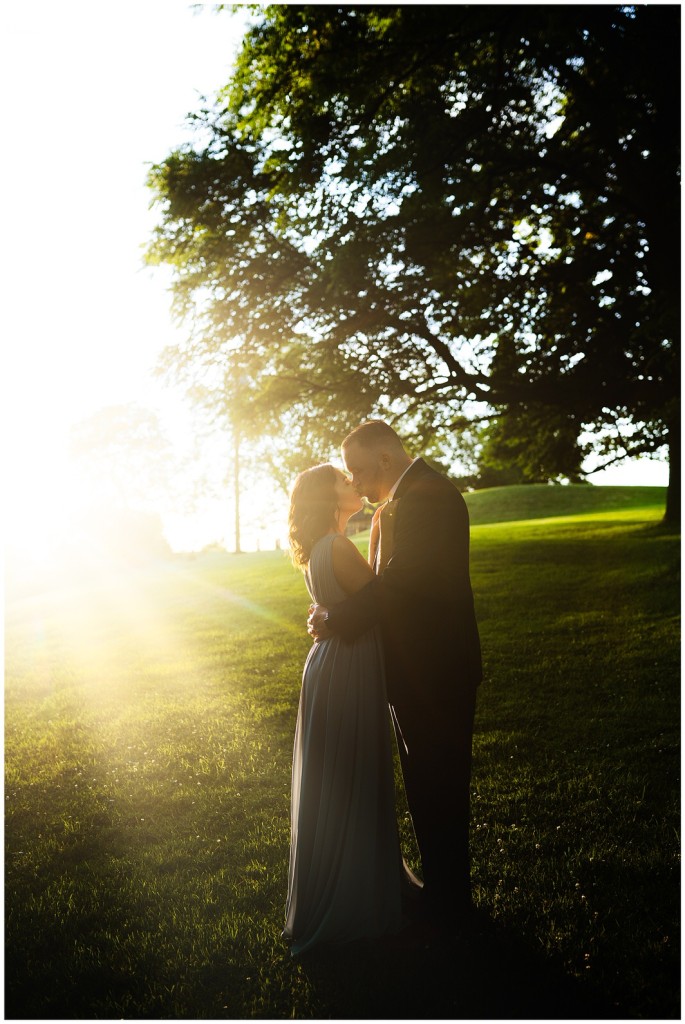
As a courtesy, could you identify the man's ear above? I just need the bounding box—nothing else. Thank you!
[379,451,392,471]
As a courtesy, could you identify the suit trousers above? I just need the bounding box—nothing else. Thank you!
[390,681,477,918]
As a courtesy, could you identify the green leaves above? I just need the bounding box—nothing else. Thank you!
[146,5,677,497]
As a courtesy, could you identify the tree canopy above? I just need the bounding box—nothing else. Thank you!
[147,4,679,518]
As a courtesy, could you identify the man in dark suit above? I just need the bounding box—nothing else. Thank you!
[308,420,482,927]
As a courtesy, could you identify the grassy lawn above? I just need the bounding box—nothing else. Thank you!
[5,485,679,1019]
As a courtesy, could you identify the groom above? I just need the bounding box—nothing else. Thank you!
[308,420,482,927]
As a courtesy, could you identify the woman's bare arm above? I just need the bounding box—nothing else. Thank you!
[331,534,374,594]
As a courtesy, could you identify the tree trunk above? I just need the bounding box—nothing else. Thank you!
[233,430,242,554]
[663,420,680,528]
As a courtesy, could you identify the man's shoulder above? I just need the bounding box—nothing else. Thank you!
[402,459,464,501]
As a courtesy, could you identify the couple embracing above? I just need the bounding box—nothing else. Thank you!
[283,420,482,955]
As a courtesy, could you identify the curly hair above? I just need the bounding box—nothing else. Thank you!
[288,464,339,570]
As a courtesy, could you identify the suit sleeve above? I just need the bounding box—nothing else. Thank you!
[325,576,382,641]
[326,481,469,641]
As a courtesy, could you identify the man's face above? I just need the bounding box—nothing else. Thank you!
[342,441,389,504]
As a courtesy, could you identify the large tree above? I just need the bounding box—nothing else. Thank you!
[147,4,680,520]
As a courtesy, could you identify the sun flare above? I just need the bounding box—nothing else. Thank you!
[5,442,88,560]
[4,428,149,584]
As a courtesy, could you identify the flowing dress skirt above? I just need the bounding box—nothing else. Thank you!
[283,533,403,955]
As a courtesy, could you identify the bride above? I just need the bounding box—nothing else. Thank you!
[282,463,404,955]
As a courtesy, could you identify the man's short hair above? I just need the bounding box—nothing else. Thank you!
[342,419,406,451]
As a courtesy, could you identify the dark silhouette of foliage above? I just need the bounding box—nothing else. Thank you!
[147,5,679,519]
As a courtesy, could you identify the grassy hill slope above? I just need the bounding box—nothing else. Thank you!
[4,486,679,1020]
[463,482,667,525]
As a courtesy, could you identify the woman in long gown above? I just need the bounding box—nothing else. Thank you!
[283,463,403,955]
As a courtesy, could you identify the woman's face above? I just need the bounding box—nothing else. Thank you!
[333,468,364,516]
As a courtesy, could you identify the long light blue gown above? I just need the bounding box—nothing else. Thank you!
[283,533,403,955]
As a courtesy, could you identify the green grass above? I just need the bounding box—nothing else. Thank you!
[5,485,679,1019]
[464,482,669,525]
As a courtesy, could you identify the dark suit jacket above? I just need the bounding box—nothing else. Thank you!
[328,458,482,707]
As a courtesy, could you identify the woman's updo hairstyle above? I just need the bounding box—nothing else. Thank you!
[288,464,339,570]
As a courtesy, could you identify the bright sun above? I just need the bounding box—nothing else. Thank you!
[5,440,92,567]
[4,421,290,578]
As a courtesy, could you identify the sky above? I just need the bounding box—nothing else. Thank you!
[1,3,669,558]
[3,3,257,554]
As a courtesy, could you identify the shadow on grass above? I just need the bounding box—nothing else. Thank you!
[295,912,623,1020]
